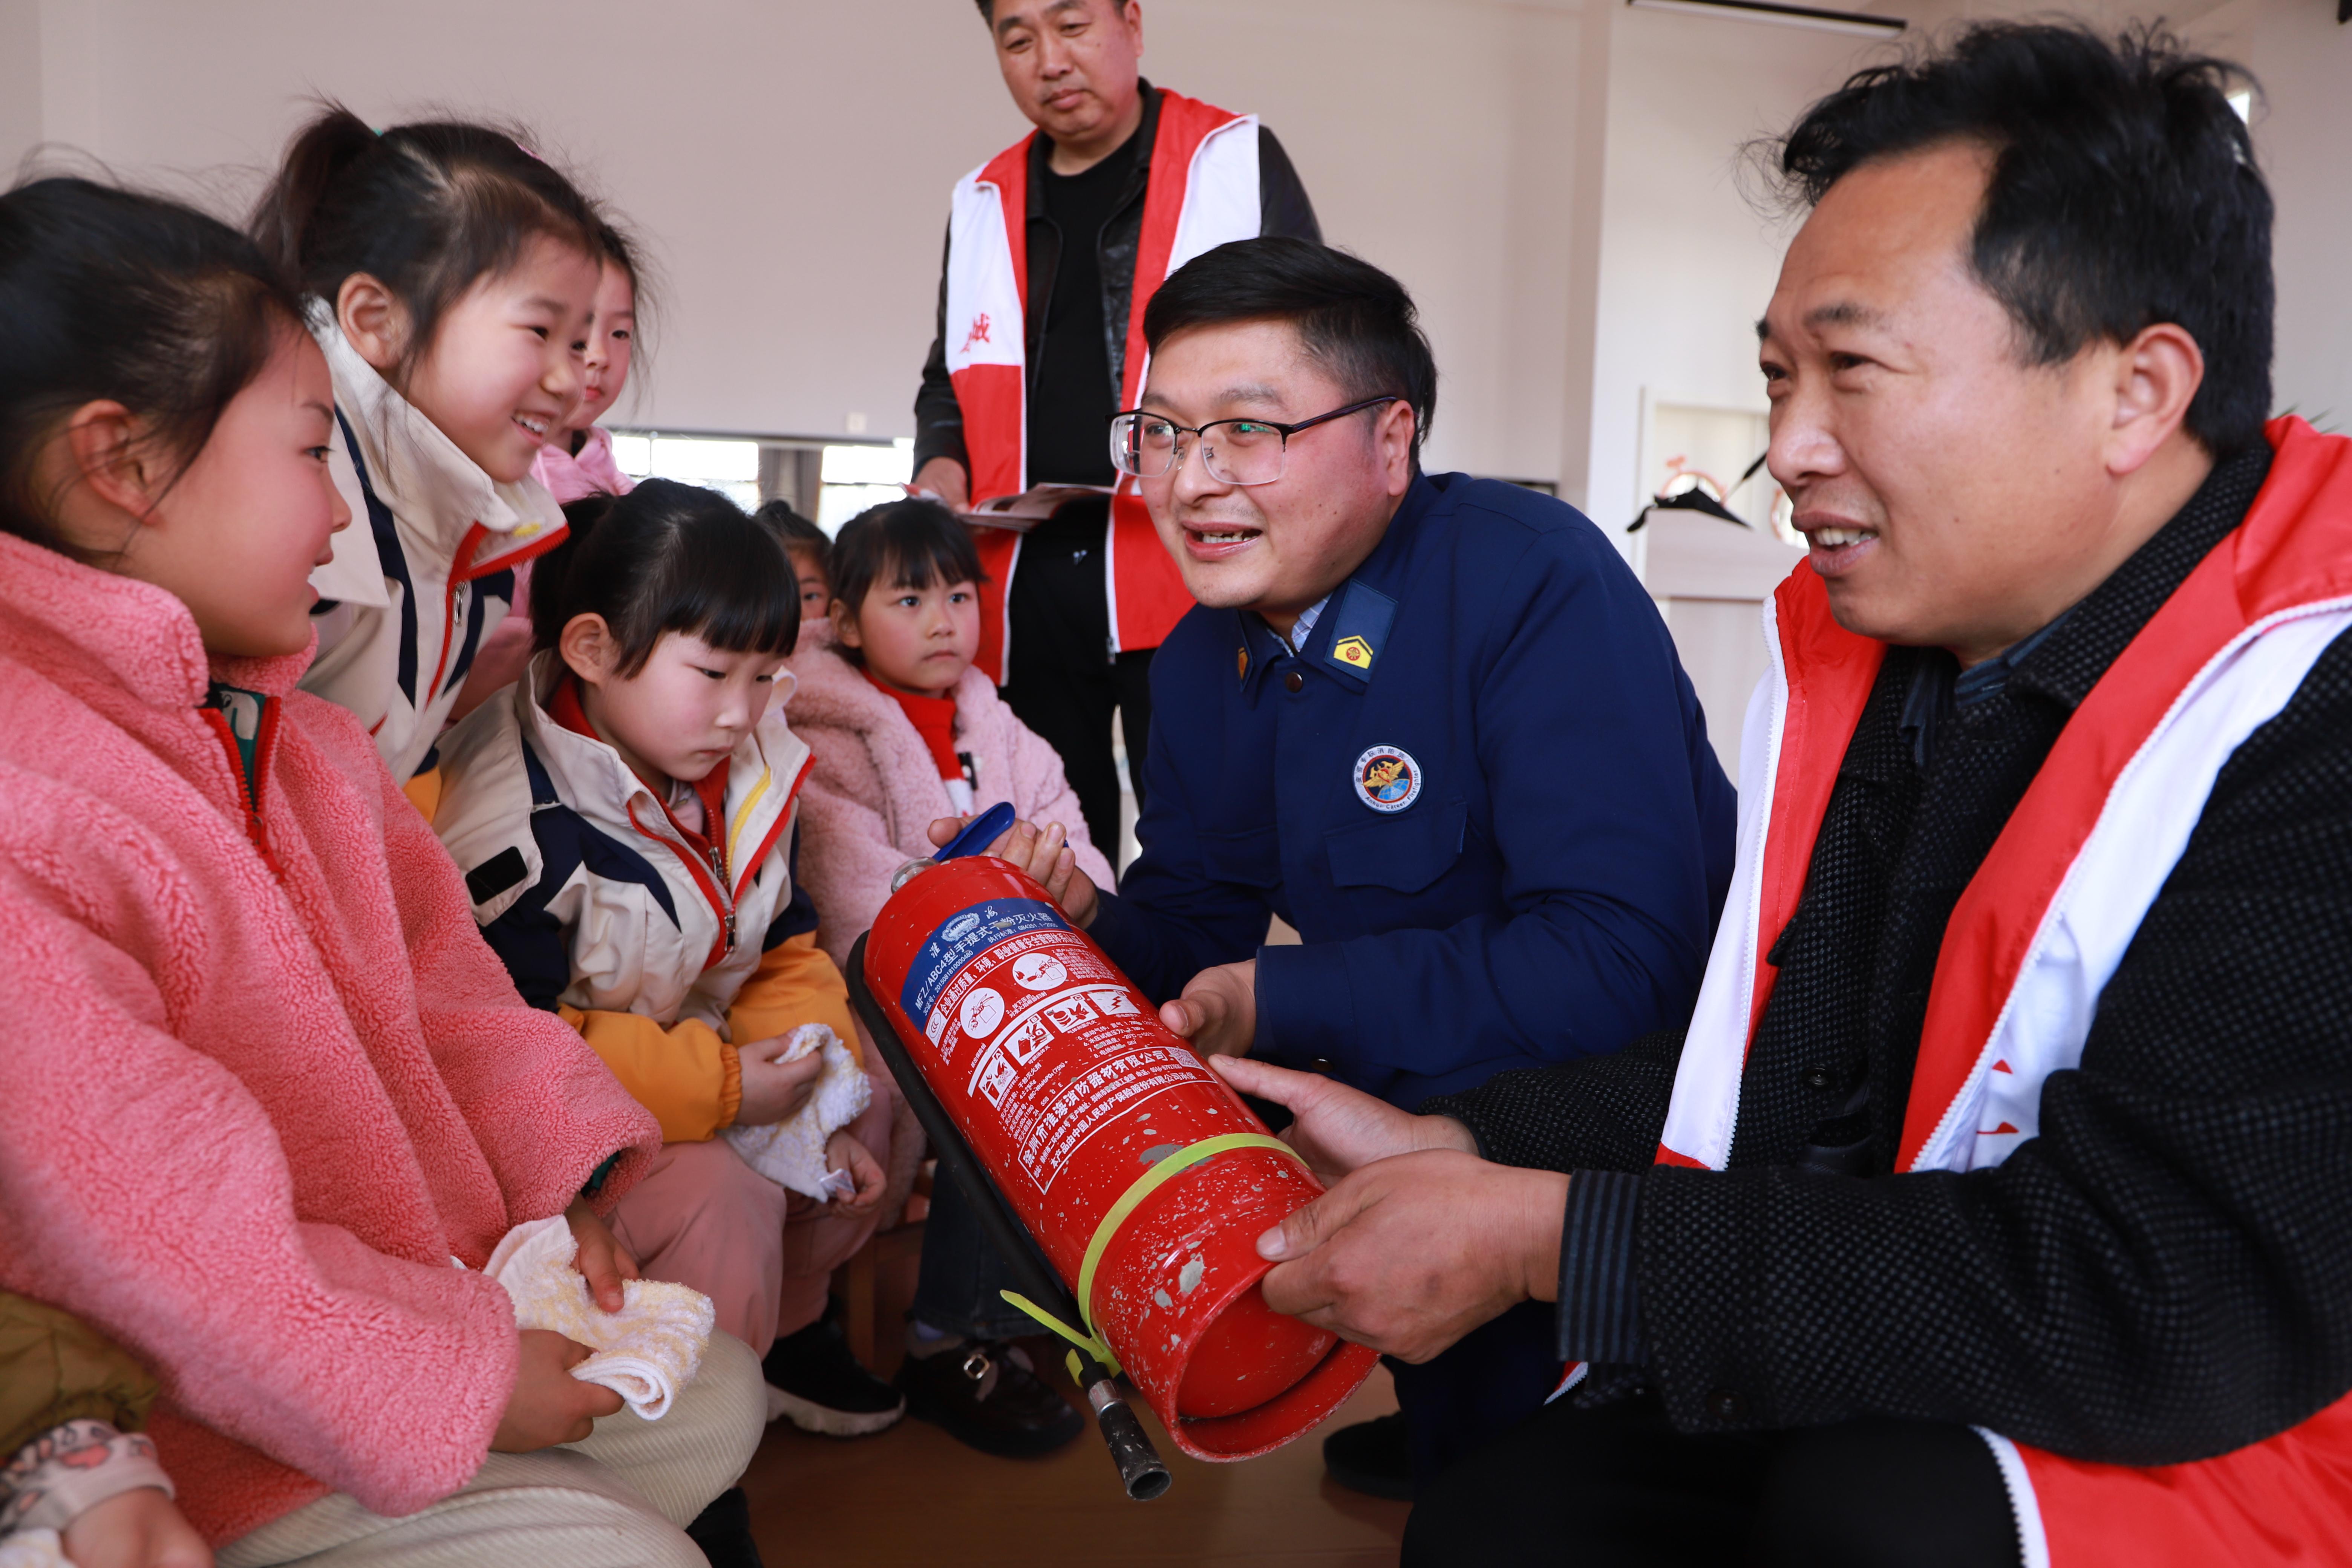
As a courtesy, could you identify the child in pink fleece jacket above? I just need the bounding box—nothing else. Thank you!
[789,501,1115,968]
[0,179,758,1568]
[786,499,1112,1458]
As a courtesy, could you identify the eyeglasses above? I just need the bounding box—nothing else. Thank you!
[1107,396,1403,486]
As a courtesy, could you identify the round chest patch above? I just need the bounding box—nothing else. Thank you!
[1352,744,1423,814]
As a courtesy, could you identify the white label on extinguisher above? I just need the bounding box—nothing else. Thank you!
[905,898,1223,1197]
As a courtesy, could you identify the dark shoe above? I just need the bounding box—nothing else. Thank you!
[1325,1411,1415,1501]
[895,1338,1085,1458]
[684,1485,764,1568]
[762,1314,905,1437]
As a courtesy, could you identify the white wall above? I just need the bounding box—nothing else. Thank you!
[2194,0,2352,433]
[1570,4,1883,540]
[5,0,2341,490]
[0,1,38,171]
[1,0,1589,481]
[17,0,1020,445]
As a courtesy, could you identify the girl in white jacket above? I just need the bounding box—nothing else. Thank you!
[251,104,606,793]
[431,482,905,1446]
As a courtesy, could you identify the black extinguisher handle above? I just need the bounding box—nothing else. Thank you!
[844,932,1173,1500]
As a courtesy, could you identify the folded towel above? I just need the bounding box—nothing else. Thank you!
[0,1531,64,1568]
[723,1022,872,1200]
[484,1217,714,1420]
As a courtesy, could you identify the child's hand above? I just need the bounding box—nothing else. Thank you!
[564,1196,640,1314]
[824,1131,886,1216]
[60,1486,212,1568]
[924,816,1100,927]
[493,1329,624,1451]
[736,1041,827,1126]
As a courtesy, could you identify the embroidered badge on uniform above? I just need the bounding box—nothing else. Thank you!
[1331,635,1375,672]
[1352,744,1423,813]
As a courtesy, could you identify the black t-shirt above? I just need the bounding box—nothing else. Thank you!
[1027,129,1142,489]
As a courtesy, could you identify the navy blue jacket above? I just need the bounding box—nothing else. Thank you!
[1087,473,1736,1108]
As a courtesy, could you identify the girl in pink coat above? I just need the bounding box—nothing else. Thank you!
[786,499,1111,1459]
[0,179,758,1568]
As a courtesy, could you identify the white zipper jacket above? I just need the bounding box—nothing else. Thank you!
[302,309,568,782]
[431,654,815,1034]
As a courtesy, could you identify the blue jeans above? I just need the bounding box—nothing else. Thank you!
[909,1170,1056,1342]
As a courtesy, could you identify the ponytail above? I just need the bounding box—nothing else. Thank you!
[250,106,379,283]
[250,101,602,379]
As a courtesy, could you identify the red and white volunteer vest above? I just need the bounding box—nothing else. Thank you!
[943,90,1263,682]
[1659,417,2352,1566]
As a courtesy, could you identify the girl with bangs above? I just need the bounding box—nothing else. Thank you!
[0,176,761,1568]
[430,480,907,1447]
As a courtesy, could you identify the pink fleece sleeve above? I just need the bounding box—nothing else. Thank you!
[376,760,661,1216]
[796,769,933,971]
[0,833,517,1519]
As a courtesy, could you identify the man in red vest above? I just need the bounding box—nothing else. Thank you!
[1209,23,2352,1566]
[910,0,1320,856]
[895,0,1321,1462]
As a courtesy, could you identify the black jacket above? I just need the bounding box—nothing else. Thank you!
[1430,444,2352,1467]
[910,83,1321,482]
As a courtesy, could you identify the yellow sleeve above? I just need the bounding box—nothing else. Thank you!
[555,1004,741,1142]
[726,932,863,1067]
[401,765,443,821]
[0,1293,159,1455]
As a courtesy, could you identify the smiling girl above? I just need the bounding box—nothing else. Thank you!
[451,222,647,725]
[532,223,641,504]
[251,106,605,790]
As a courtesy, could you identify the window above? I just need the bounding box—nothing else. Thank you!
[605,431,916,531]
[608,433,762,512]
[818,438,915,533]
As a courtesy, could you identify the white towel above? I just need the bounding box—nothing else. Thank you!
[484,1216,714,1420]
[723,1022,871,1201]
[0,1530,65,1568]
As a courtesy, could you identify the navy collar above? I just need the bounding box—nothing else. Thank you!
[1230,474,1442,695]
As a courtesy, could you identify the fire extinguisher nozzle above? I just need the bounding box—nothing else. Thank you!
[1087,1380,1173,1501]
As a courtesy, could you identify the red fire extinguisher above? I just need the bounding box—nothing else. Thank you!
[850,806,1377,1477]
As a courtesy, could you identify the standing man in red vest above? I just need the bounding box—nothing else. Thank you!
[910,0,1321,857]
[1201,24,2352,1566]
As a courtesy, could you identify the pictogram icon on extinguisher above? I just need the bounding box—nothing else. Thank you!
[850,807,1378,1492]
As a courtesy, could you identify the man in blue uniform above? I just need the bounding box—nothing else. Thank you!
[972,236,1736,1493]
